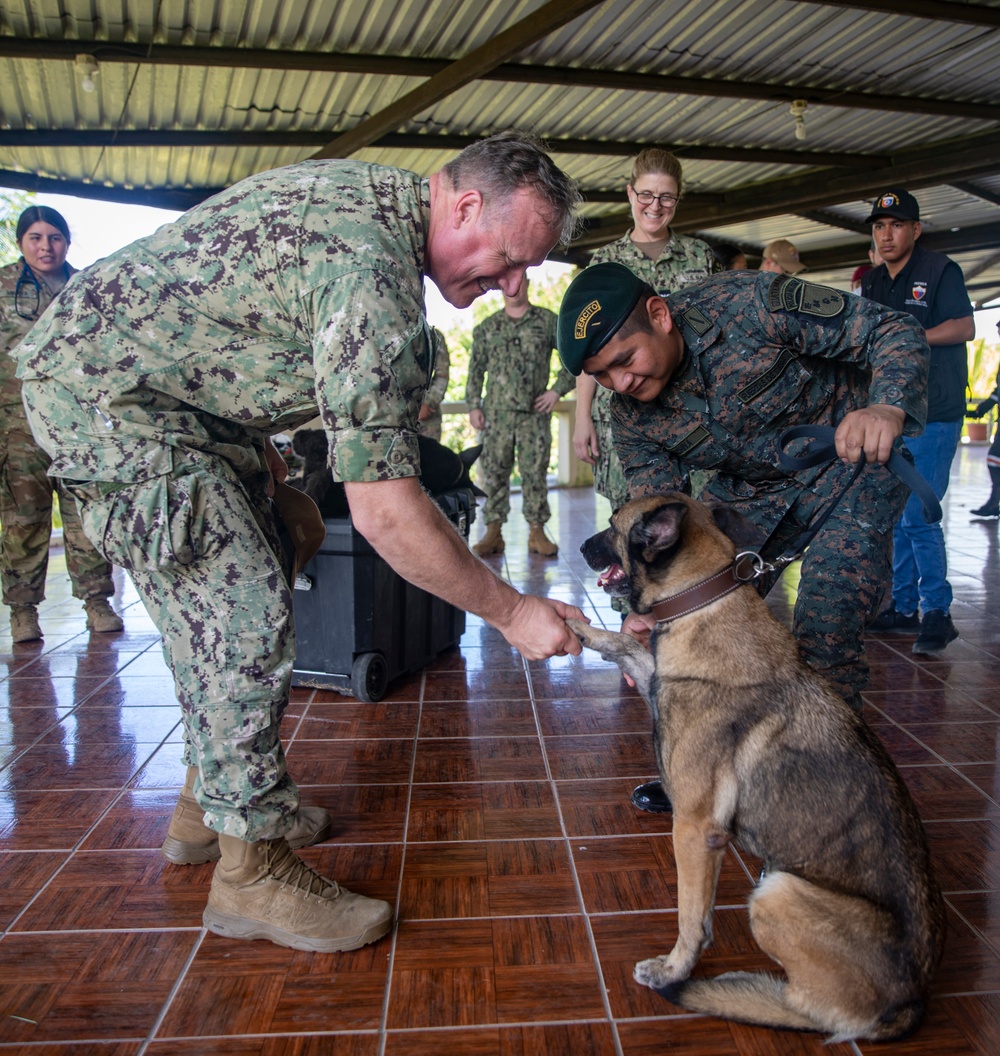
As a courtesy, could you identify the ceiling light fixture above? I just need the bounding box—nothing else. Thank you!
[75,54,99,93]
[789,99,808,141]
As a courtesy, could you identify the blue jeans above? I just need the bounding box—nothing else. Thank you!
[892,420,962,616]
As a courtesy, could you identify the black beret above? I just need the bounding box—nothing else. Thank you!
[557,262,646,376]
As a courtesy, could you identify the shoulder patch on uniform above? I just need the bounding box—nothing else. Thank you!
[680,305,712,335]
[767,275,845,318]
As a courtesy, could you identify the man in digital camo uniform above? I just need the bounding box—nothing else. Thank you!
[467,280,575,557]
[16,132,585,954]
[558,262,928,814]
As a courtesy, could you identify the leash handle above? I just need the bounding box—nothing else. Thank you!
[774,425,942,564]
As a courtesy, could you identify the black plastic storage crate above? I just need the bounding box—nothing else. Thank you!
[291,487,475,702]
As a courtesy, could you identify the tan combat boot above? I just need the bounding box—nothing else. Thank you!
[162,766,334,865]
[203,833,393,952]
[10,604,42,643]
[527,522,558,557]
[472,521,505,557]
[84,597,124,633]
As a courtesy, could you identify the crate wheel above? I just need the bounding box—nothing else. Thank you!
[351,652,388,702]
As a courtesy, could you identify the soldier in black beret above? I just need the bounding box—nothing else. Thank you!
[558,261,930,813]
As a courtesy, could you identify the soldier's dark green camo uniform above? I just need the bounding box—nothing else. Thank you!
[16,160,437,842]
[588,232,718,507]
[0,259,115,606]
[611,270,929,706]
[466,304,574,527]
[418,327,450,441]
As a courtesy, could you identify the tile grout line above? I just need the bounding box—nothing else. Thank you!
[375,667,425,1056]
[1,724,183,939]
[136,926,209,1054]
[522,650,627,1056]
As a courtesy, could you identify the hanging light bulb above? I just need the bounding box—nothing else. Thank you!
[75,54,99,93]
[789,99,808,141]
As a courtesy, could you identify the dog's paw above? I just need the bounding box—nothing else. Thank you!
[634,954,688,990]
[566,618,596,647]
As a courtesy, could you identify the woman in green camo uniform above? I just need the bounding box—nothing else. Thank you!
[573,148,719,520]
[0,206,122,642]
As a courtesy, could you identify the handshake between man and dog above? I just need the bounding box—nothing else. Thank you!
[568,493,945,1042]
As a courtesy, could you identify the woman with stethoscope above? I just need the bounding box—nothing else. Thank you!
[0,205,122,641]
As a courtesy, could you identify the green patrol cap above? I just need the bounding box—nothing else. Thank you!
[557,261,646,376]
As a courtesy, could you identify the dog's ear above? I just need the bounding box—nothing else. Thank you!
[633,502,687,562]
[460,444,483,468]
[706,502,767,550]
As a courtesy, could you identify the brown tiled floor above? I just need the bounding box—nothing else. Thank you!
[1,443,999,1054]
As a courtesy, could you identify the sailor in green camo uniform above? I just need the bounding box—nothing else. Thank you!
[15,132,585,954]
[467,281,575,557]
[0,205,122,643]
[417,326,450,441]
[574,148,718,515]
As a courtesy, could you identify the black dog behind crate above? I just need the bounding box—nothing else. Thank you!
[291,487,475,702]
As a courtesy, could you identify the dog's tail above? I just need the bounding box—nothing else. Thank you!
[658,972,926,1042]
[657,973,821,1034]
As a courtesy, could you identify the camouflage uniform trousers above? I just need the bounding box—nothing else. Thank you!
[63,450,301,841]
[479,407,554,525]
[0,425,115,605]
[754,464,909,709]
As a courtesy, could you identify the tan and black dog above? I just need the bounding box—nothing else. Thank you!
[568,492,945,1042]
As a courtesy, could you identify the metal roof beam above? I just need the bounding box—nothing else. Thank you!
[730,221,1000,273]
[571,130,1000,248]
[963,248,1000,282]
[672,132,1000,233]
[311,0,607,159]
[795,0,1000,28]
[950,181,1000,209]
[0,129,887,170]
[0,167,210,210]
[0,38,996,123]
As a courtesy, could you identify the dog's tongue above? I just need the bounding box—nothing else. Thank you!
[597,564,626,589]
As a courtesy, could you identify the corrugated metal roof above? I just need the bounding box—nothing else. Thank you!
[2,0,1000,300]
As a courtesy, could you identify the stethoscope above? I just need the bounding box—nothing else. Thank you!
[14,260,69,320]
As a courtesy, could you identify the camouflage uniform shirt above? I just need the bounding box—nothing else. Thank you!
[613,270,929,536]
[588,230,718,506]
[589,230,718,295]
[1,259,75,422]
[466,305,575,412]
[15,161,433,486]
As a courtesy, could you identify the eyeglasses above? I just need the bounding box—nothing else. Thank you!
[14,265,41,320]
[632,189,680,207]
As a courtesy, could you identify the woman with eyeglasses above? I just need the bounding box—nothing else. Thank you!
[573,148,719,517]
[0,205,122,641]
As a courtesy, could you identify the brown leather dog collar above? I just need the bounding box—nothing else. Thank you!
[648,562,743,625]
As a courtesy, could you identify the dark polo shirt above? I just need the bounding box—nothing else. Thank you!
[861,243,973,422]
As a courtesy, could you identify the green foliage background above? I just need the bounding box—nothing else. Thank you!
[0,190,35,265]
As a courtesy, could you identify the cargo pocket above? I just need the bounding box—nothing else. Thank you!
[67,473,218,573]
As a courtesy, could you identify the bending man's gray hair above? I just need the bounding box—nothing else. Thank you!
[442,130,583,247]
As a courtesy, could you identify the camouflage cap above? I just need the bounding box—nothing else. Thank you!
[557,261,645,375]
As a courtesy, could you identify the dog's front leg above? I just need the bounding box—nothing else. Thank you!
[566,619,656,702]
[634,816,726,989]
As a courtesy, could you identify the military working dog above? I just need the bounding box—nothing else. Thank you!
[568,493,945,1042]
